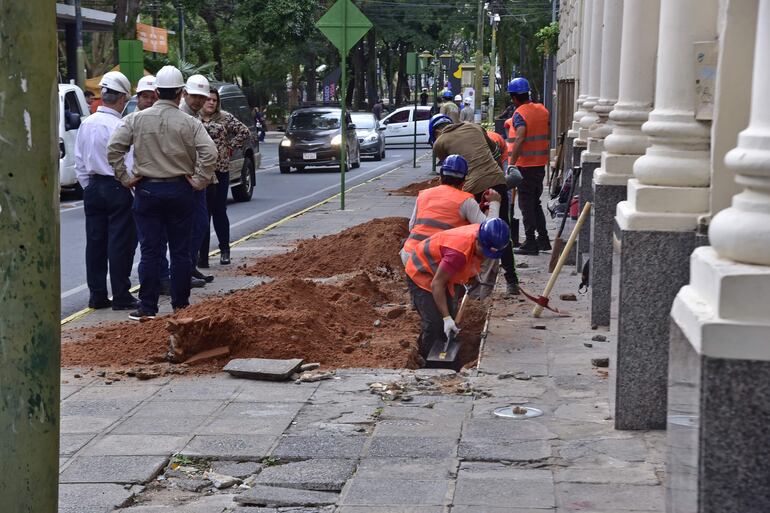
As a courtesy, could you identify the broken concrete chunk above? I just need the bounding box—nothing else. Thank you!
[591,334,608,342]
[234,484,339,507]
[205,471,241,489]
[559,293,577,301]
[254,459,355,491]
[210,461,262,479]
[224,358,304,381]
[176,479,209,492]
[299,363,321,372]
[184,346,230,365]
[297,371,335,383]
[591,357,610,368]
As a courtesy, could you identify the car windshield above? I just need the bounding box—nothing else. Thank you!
[351,114,375,130]
[290,111,340,130]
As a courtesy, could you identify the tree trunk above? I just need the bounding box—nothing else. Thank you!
[366,29,378,107]
[395,42,407,106]
[200,7,223,79]
[383,44,393,105]
[289,62,301,110]
[113,0,141,66]
[353,40,366,110]
[305,51,318,102]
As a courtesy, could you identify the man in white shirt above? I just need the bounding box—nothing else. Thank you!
[75,71,138,310]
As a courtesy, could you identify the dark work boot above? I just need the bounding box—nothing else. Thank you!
[514,239,539,256]
[537,236,552,252]
[220,249,231,265]
[197,254,210,269]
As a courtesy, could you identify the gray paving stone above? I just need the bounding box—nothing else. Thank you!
[554,465,661,486]
[153,380,242,401]
[231,508,334,513]
[340,479,450,506]
[80,434,188,456]
[553,402,610,423]
[59,455,169,484]
[181,435,276,461]
[354,458,458,480]
[557,437,647,464]
[458,439,551,462]
[372,417,462,438]
[61,399,139,417]
[555,482,664,511]
[234,382,318,403]
[336,508,444,513]
[61,385,83,400]
[117,494,235,512]
[234,485,339,507]
[133,399,225,417]
[60,434,95,455]
[68,384,160,402]
[59,483,136,513]
[271,434,366,460]
[366,437,456,458]
[60,415,120,434]
[462,418,557,440]
[211,460,263,478]
[454,465,554,509]
[254,459,356,491]
[113,414,209,435]
[225,358,304,381]
[451,508,551,513]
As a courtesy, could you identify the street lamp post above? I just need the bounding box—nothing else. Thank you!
[489,12,500,124]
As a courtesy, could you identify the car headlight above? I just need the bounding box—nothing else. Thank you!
[331,134,342,145]
[366,133,378,142]
[280,137,292,147]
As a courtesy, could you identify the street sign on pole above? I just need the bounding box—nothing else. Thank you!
[407,52,420,168]
[316,0,372,210]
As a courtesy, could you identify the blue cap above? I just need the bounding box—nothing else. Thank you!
[507,77,530,94]
[440,154,468,179]
[478,218,510,259]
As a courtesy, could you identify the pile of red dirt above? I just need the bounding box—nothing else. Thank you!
[243,217,409,279]
[388,177,439,196]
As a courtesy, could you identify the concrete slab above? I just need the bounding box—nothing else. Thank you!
[60,415,120,434]
[254,459,356,491]
[557,437,648,464]
[458,439,552,462]
[366,437,456,458]
[80,434,188,456]
[554,465,661,486]
[181,435,276,461]
[234,381,319,403]
[61,399,139,417]
[112,414,209,435]
[271,434,367,460]
[224,358,304,381]
[461,418,557,440]
[340,479,451,506]
[60,434,95,455]
[59,483,136,513]
[555,482,664,511]
[59,455,168,484]
[336,508,444,513]
[354,458,458,480]
[453,465,554,509]
[132,399,225,417]
[210,460,263,479]
[234,484,339,507]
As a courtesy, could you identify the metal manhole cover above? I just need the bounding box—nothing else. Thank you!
[493,406,543,419]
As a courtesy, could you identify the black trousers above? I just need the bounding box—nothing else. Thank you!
[475,184,518,285]
[517,166,548,242]
[200,171,231,260]
[406,277,461,358]
[83,175,137,305]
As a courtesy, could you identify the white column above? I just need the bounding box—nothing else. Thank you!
[594,0,660,186]
[616,0,719,232]
[570,0,594,136]
[589,0,624,141]
[577,0,604,141]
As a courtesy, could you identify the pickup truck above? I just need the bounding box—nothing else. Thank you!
[58,84,90,196]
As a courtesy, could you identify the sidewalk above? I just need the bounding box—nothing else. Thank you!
[58,159,664,512]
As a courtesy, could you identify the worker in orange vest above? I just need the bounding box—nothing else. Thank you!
[404,218,510,359]
[505,77,551,255]
[400,154,501,265]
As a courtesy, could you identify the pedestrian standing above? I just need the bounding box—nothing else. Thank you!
[180,74,215,284]
[459,97,475,122]
[372,98,383,121]
[439,91,460,123]
[198,88,252,267]
[254,106,266,142]
[504,78,551,255]
[420,88,429,106]
[107,65,217,320]
[75,71,138,311]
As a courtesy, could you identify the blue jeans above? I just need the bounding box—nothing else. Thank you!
[190,189,208,267]
[200,171,231,258]
[133,179,194,313]
[83,175,137,305]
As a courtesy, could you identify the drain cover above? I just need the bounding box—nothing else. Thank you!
[493,406,543,419]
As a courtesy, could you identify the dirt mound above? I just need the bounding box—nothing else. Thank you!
[244,217,409,279]
[388,178,439,196]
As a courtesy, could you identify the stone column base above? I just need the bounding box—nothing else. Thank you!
[577,158,599,269]
[667,322,770,512]
[589,183,626,327]
[564,135,575,171]
[613,226,698,430]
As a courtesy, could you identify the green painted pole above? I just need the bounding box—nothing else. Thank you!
[412,73,418,168]
[339,2,347,210]
[0,2,61,512]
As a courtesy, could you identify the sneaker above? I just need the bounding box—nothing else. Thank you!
[506,282,520,296]
[191,277,206,288]
[514,241,539,256]
[192,268,214,283]
[537,236,552,251]
[128,309,156,321]
[88,298,112,310]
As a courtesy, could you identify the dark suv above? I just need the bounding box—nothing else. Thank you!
[278,106,361,173]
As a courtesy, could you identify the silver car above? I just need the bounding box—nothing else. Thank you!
[351,112,386,161]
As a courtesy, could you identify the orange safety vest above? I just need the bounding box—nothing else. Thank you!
[402,185,474,256]
[405,224,482,295]
[507,102,550,168]
[486,130,509,167]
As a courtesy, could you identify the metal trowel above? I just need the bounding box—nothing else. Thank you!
[425,290,470,370]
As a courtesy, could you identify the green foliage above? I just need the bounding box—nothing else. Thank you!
[535,21,559,56]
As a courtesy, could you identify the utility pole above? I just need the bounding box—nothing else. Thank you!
[0,2,60,512]
[75,0,86,87]
[474,0,485,122]
[177,3,186,61]
[489,12,500,124]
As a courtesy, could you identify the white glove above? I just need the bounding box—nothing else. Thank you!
[443,316,460,339]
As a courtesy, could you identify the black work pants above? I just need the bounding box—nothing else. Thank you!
[200,171,231,261]
[406,277,461,359]
[475,184,518,285]
[517,166,548,242]
[83,175,137,306]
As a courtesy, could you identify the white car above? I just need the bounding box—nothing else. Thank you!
[380,105,432,147]
[58,84,90,195]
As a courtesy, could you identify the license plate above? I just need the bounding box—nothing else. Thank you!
[303,152,317,160]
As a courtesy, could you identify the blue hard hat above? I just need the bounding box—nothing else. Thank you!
[507,77,530,94]
[478,218,510,259]
[428,114,453,144]
[441,90,454,99]
[440,154,468,179]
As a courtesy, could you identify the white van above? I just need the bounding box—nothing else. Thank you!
[58,84,90,195]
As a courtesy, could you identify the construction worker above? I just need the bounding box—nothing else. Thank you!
[400,154,500,265]
[405,218,510,359]
[460,97,475,122]
[429,114,520,295]
[107,65,217,320]
[135,75,158,111]
[486,130,508,169]
[75,71,138,311]
[439,90,460,123]
[505,77,551,255]
[181,74,215,285]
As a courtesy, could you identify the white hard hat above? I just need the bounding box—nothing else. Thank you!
[454,94,462,102]
[99,71,131,95]
[136,75,156,93]
[185,74,210,97]
[155,66,185,89]
[464,97,472,104]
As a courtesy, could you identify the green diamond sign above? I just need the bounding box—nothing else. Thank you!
[316,0,372,53]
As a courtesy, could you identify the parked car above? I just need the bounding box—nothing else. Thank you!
[58,84,90,196]
[278,107,361,174]
[351,112,386,161]
[380,105,432,147]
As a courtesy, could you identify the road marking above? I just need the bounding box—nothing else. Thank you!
[61,153,424,325]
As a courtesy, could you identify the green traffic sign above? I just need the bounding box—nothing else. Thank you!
[316,0,372,53]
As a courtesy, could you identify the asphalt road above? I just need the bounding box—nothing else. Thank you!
[59,141,424,318]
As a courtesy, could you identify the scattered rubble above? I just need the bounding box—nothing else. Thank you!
[387,178,438,196]
[559,293,577,301]
[591,357,610,368]
[592,334,608,342]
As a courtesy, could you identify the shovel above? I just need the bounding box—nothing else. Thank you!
[549,166,581,272]
[425,288,470,369]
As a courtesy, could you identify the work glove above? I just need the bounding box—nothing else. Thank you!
[443,316,460,340]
